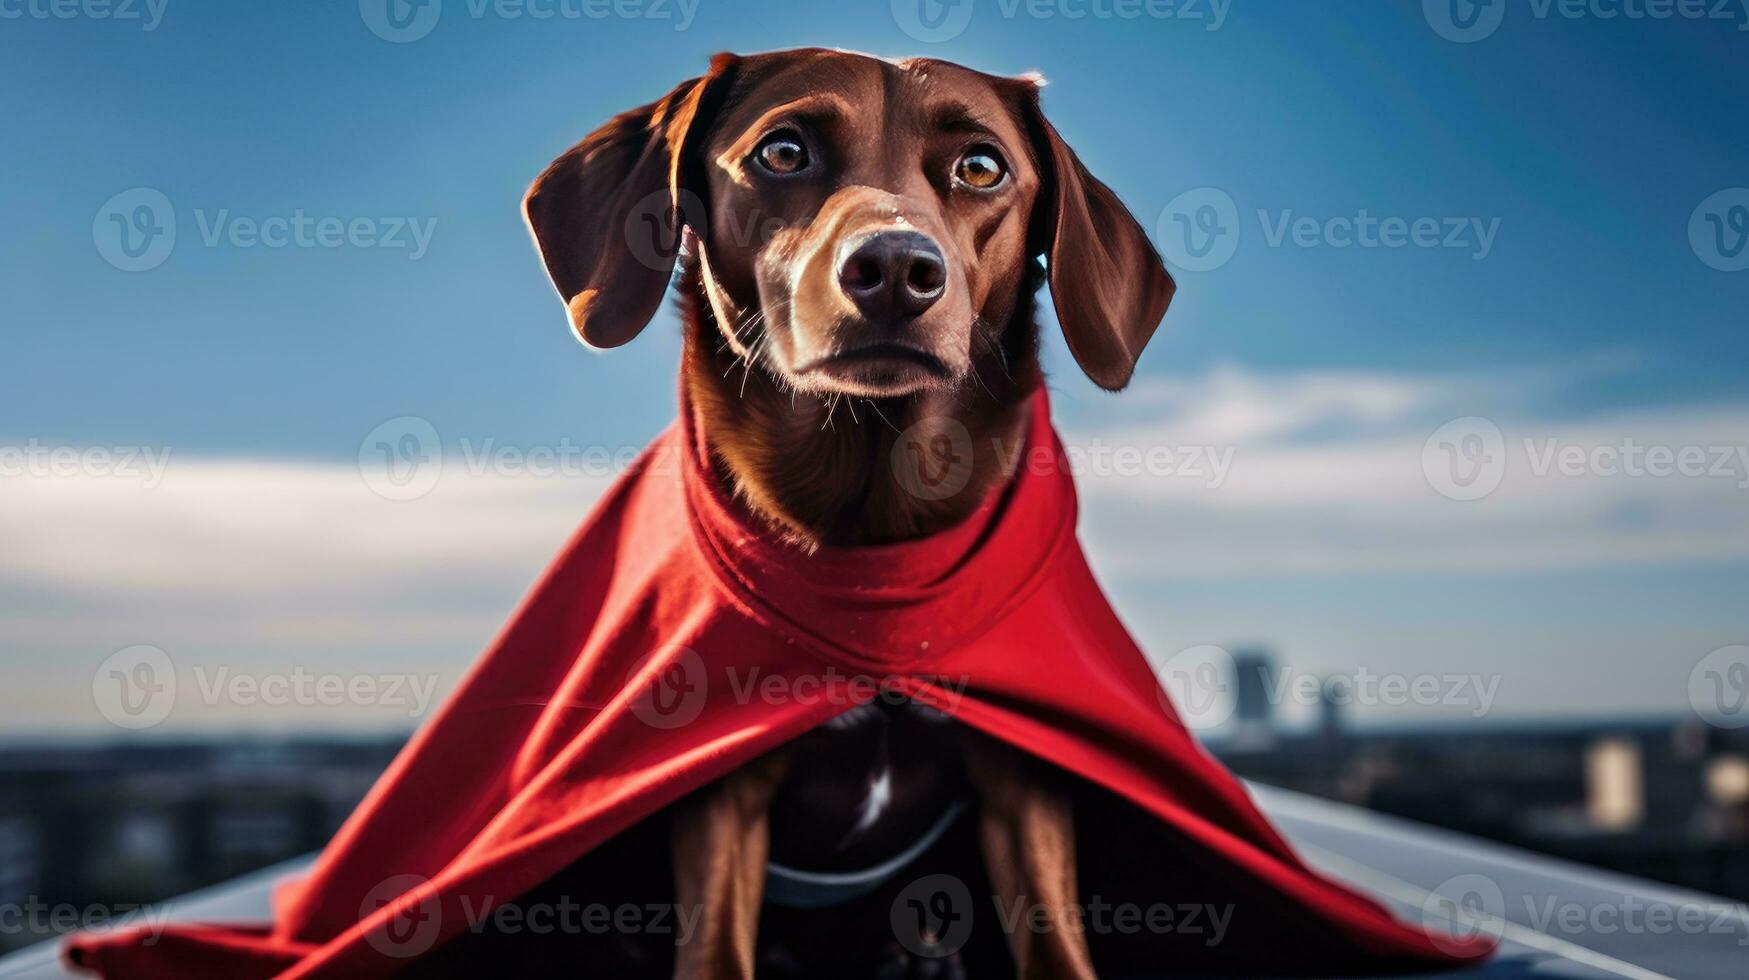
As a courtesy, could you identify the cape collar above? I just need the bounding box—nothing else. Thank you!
[680,383,1080,674]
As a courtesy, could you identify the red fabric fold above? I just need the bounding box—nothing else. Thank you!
[65,385,1493,977]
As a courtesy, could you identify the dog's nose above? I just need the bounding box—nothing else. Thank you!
[837,231,946,320]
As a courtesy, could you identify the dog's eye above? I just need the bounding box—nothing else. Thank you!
[954,147,1007,190]
[755,133,809,175]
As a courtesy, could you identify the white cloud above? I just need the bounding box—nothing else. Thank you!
[4,361,1745,732]
[1069,368,1749,577]
[8,365,1748,600]
[0,459,607,601]
[0,462,614,733]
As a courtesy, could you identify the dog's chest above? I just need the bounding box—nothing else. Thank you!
[764,698,969,886]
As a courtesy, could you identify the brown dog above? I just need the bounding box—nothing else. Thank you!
[524,48,1173,979]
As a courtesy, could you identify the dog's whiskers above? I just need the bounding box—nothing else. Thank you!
[720,304,781,394]
[722,309,761,377]
[975,315,1012,380]
[864,398,901,434]
[966,320,1003,400]
[739,332,770,399]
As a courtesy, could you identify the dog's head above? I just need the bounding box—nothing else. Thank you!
[524,48,1174,396]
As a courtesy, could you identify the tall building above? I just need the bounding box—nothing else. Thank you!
[1231,648,1276,748]
[0,814,39,912]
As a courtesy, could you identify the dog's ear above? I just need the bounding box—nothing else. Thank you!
[523,54,738,348]
[1018,87,1175,391]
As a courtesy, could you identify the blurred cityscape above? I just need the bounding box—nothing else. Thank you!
[3,649,1748,953]
[1214,649,1749,903]
[0,739,398,953]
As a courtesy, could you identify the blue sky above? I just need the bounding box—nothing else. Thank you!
[2,1,1747,736]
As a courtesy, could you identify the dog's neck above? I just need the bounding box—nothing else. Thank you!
[680,259,1042,549]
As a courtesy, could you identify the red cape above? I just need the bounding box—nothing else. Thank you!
[68,387,1493,978]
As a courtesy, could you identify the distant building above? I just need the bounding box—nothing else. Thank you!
[0,814,39,911]
[1586,737,1644,831]
[1317,677,1345,740]
[1216,718,1749,902]
[1230,649,1276,748]
[0,738,403,953]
